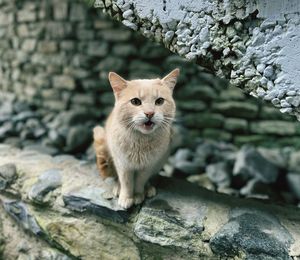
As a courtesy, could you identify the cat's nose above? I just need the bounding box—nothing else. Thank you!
[145,112,154,119]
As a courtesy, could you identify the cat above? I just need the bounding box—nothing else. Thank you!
[93,69,179,209]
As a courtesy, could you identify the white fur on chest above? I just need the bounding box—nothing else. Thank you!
[107,128,170,171]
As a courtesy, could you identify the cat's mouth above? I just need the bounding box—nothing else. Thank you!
[142,120,155,130]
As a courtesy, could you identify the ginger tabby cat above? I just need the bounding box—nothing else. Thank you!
[93,69,179,208]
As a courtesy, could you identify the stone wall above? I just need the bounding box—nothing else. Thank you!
[0,0,300,148]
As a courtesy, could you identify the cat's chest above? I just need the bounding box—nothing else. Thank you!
[114,132,169,168]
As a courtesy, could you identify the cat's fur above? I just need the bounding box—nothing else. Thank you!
[93,69,179,209]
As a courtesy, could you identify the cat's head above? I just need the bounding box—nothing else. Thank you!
[108,69,179,135]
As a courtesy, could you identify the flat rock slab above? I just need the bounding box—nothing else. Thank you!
[63,185,130,223]
[1,146,300,259]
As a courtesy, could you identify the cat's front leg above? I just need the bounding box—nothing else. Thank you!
[117,168,134,209]
[134,170,155,205]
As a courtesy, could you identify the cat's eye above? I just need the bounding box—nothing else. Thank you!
[155,97,165,106]
[131,98,142,106]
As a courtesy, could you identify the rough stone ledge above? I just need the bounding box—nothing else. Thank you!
[1,144,300,259]
[93,0,300,121]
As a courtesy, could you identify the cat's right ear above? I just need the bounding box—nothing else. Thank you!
[108,72,127,98]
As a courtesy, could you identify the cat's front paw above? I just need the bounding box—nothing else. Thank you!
[134,193,145,205]
[112,182,120,198]
[146,185,156,198]
[118,195,134,209]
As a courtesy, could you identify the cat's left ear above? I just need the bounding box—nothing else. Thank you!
[108,72,127,98]
[162,68,180,91]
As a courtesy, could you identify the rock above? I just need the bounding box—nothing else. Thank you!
[63,185,130,223]
[187,174,215,191]
[212,102,259,119]
[250,121,296,136]
[170,149,204,176]
[289,151,300,172]
[86,41,108,56]
[286,172,300,200]
[233,145,280,183]
[0,122,14,139]
[210,208,293,259]
[28,169,62,204]
[52,75,76,90]
[240,178,274,199]
[195,141,237,165]
[69,3,86,21]
[24,144,58,156]
[0,211,3,257]
[0,164,17,190]
[206,162,231,188]
[12,111,36,122]
[258,147,288,169]
[36,213,140,260]
[134,178,209,254]
[65,126,92,152]
[3,200,44,236]
[183,113,224,129]
[224,118,248,133]
[202,129,232,142]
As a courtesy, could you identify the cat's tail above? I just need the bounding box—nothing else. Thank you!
[93,126,116,179]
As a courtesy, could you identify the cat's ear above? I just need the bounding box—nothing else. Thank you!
[162,68,180,91]
[108,72,127,98]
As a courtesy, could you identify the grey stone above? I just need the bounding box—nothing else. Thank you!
[210,208,293,259]
[172,160,201,176]
[212,102,259,119]
[233,145,280,183]
[17,10,36,22]
[100,29,132,42]
[206,162,231,188]
[224,118,248,133]
[187,174,215,191]
[289,151,300,173]
[250,121,296,136]
[183,113,224,129]
[86,42,108,56]
[263,65,274,78]
[3,200,44,236]
[37,41,58,53]
[28,169,62,204]
[0,122,14,139]
[240,178,273,198]
[287,172,300,200]
[63,186,129,223]
[12,111,36,122]
[257,147,288,169]
[112,44,137,56]
[0,163,17,190]
[134,178,207,253]
[70,3,86,21]
[52,75,76,90]
[53,2,68,20]
[24,144,58,156]
[22,39,37,52]
[65,126,92,152]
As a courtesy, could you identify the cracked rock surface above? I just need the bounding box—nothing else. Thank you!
[1,144,300,259]
[94,0,300,120]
